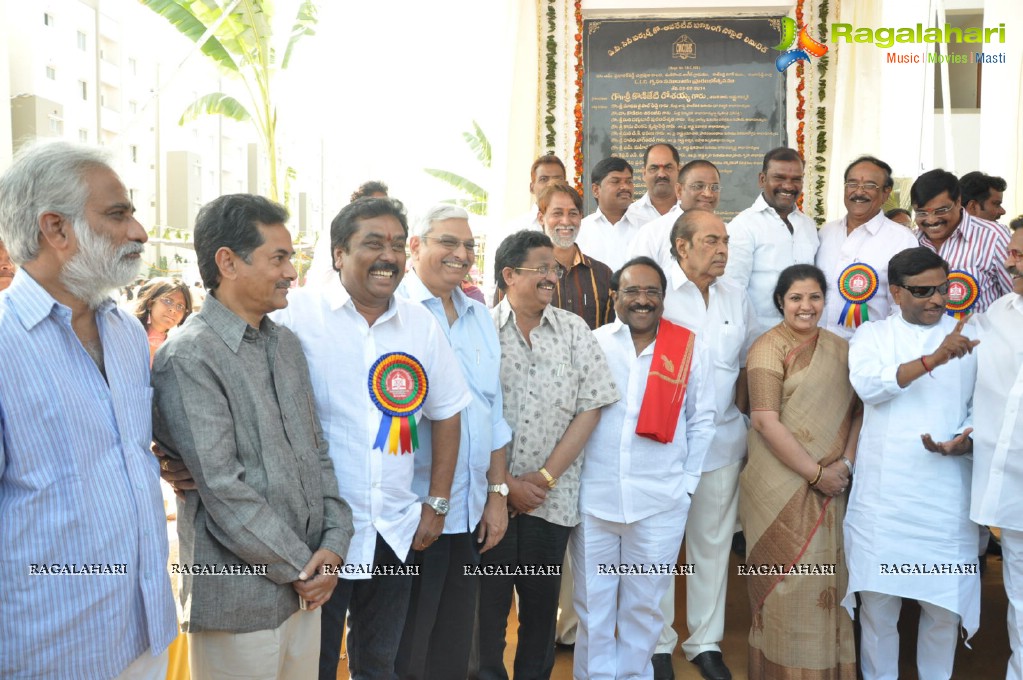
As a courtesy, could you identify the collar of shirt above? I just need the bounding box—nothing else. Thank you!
[603,317,656,357]
[590,206,638,229]
[668,260,723,295]
[748,192,810,222]
[323,274,400,324]
[199,292,278,353]
[5,268,116,331]
[401,268,472,319]
[844,210,887,236]
[494,295,558,331]
[1011,294,1023,315]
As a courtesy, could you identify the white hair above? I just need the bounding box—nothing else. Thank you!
[411,203,470,238]
[0,140,113,264]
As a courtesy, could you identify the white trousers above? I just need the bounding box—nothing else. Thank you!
[189,608,321,680]
[1003,528,1023,680]
[556,547,579,645]
[571,505,688,680]
[680,460,742,660]
[859,591,960,680]
[114,648,170,680]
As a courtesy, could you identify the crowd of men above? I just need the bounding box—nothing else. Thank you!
[0,137,1020,680]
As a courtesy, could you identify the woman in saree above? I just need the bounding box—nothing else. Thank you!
[740,264,862,679]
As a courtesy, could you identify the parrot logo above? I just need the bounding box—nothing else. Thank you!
[773,16,829,72]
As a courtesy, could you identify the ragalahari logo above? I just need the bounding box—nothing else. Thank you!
[772,16,829,71]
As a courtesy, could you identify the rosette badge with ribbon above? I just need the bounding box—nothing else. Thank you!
[945,269,979,319]
[837,262,879,328]
[369,352,429,455]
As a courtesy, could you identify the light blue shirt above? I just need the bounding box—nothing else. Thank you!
[397,270,512,534]
[0,270,176,678]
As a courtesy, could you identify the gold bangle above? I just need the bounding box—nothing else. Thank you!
[808,464,824,488]
[539,466,557,489]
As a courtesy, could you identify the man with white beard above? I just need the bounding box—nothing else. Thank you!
[0,141,176,678]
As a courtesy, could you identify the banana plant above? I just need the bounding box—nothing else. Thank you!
[424,120,491,215]
[139,0,317,202]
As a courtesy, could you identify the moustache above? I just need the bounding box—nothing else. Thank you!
[370,264,399,275]
[628,304,656,313]
[1007,265,1021,277]
[118,243,145,258]
[275,281,291,289]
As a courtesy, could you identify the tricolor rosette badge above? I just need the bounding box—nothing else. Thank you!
[837,262,879,328]
[369,352,429,455]
[945,270,979,319]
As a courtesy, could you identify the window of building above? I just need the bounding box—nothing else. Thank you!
[45,65,56,80]
[129,100,138,114]
[79,129,88,143]
[77,31,87,51]
[130,145,138,163]
[49,118,63,134]
[79,80,88,100]
[44,12,54,26]
[128,58,137,76]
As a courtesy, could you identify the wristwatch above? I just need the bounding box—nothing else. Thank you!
[424,496,450,516]
[487,483,510,497]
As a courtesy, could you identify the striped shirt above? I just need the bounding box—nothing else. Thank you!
[918,210,1012,312]
[0,270,177,678]
[494,246,616,330]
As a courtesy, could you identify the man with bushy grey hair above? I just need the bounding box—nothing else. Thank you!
[0,140,176,678]
[394,203,513,679]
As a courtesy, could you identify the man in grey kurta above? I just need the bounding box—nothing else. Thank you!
[152,194,353,679]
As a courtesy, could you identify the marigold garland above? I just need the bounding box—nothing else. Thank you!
[573,0,584,193]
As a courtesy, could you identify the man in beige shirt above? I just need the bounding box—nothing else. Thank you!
[476,229,619,679]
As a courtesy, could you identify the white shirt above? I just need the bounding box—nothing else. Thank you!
[844,314,978,636]
[723,193,820,330]
[396,270,513,534]
[970,293,1023,531]
[625,193,681,229]
[580,319,716,523]
[577,207,643,272]
[627,204,683,270]
[662,265,760,471]
[272,279,471,577]
[815,212,918,339]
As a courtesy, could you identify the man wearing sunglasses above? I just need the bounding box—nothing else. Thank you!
[912,168,1011,315]
[815,156,917,338]
[970,222,1023,680]
[845,246,980,680]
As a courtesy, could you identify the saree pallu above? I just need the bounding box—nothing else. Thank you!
[739,326,857,680]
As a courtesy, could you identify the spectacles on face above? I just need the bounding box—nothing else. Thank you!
[619,286,664,300]
[914,205,955,220]
[422,235,476,252]
[686,182,721,193]
[158,297,187,313]
[1007,248,1023,261]
[514,264,565,279]
[844,181,882,192]
[897,281,950,298]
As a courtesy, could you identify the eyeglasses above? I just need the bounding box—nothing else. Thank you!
[619,286,664,299]
[844,181,882,192]
[897,282,950,298]
[686,182,721,193]
[422,235,476,252]
[1007,248,1023,260]
[514,264,565,279]
[914,205,956,220]
[158,296,187,313]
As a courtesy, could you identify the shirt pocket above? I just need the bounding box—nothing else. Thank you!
[714,325,743,371]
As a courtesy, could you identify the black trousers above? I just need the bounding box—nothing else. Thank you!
[396,531,481,679]
[319,533,414,680]
[475,513,572,680]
